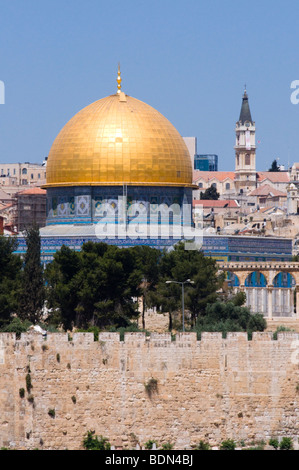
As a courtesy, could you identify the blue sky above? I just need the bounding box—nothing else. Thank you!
[0,0,299,170]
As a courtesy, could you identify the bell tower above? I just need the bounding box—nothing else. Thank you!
[234,89,257,194]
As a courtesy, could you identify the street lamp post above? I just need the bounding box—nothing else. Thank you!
[165,279,194,332]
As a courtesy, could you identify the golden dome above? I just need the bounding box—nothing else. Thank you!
[45,90,194,188]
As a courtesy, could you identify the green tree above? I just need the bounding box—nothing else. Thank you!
[19,225,44,324]
[1,317,31,338]
[195,300,266,338]
[0,236,22,328]
[200,186,220,200]
[149,243,223,330]
[45,242,144,331]
[45,245,81,330]
[269,159,280,172]
[76,243,141,328]
[130,245,162,329]
[149,279,181,331]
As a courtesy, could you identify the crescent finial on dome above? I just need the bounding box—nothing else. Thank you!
[117,63,122,94]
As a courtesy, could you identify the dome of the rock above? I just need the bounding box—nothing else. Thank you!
[43,68,195,235]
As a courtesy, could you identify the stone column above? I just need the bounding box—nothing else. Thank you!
[262,287,267,315]
[290,288,295,316]
[296,287,299,319]
[278,288,282,316]
[267,285,273,320]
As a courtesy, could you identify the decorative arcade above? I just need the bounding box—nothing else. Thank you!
[218,261,299,320]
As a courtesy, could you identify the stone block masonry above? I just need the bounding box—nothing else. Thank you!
[0,331,298,450]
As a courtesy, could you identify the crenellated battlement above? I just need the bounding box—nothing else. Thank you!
[1,330,298,346]
[0,331,298,450]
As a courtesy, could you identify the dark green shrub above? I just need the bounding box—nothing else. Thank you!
[279,437,293,450]
[144,440,158,450]
[83,431,111,450]
[48,409,56,418]
[77,326,100,341]
[144,378,158,398]
[273,326,294,340]
[1,318,32,339]
[19,388,25,398]
[269,438,279,450]
[196,440,211,450]
[195,301,266,339]
[220,439,236,450]
[26,373,32,393]
[161,442,174,450]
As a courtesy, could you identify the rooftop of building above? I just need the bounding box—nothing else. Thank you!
[192,170,290,184]
[193,171,236,183]
[193,199,239,208]
[16,187,47,196]
[257,171,290,183]
[248,184,287,197]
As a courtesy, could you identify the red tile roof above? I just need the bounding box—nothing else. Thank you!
[257,171,290,183]
[193,170,290,184]
[193,171,235,183]
[17,187,47,196]
[249,184,287,197]
[193,199,239,208]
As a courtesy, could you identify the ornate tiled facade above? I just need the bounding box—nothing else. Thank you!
[46,186,193,226]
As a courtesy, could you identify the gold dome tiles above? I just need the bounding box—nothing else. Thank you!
[45,93,194,188]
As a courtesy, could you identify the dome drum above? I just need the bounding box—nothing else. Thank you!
[46,185,193,227]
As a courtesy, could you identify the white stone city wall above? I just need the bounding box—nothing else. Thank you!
[0,331,298,450]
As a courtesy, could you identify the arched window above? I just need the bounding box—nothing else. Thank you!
[198,183,203,189]
[245,154,251,166]
[225,183,230,190]
[22,168,27,175]
[211,183,217,189]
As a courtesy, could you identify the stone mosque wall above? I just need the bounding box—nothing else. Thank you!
[0,331,298,450]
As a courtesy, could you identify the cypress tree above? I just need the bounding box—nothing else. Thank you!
[19,224,44,324]
[0,236,22,328]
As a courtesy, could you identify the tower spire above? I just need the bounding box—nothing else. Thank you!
[239,87,252,124]
[117,63,122,95]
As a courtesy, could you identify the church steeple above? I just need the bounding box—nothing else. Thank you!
[239,89,253,125]
[234,88,257,195]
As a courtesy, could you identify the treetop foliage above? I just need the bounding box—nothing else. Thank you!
[0,236,267,337]
[200,186,220,200]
